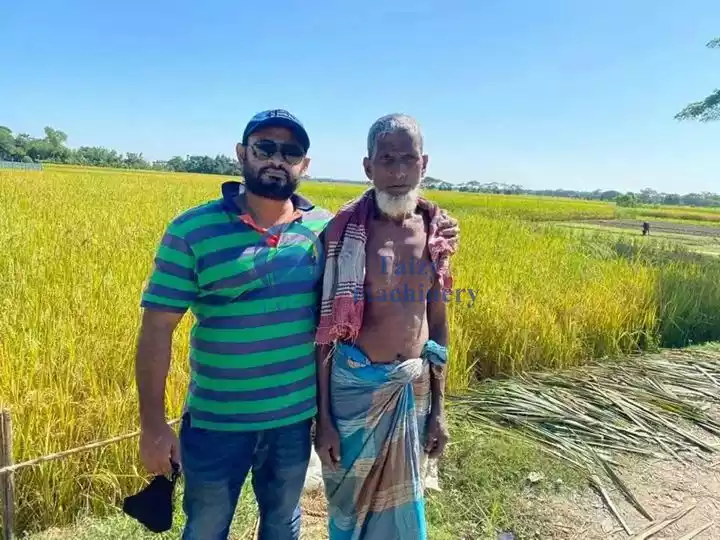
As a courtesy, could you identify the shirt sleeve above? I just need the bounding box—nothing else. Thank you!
[313,226,329,305]
[140,221,199,313]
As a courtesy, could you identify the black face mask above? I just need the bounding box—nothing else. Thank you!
[122,462,181,533]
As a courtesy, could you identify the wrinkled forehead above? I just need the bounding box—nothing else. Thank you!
[373,130,422,156]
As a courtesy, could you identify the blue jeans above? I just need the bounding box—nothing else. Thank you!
[179,414,312,540]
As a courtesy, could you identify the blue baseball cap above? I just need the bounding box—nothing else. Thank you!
[242,109,310,152]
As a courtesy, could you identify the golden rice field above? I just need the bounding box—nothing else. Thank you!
[3,166,720,532]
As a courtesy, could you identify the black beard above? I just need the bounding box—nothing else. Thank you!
[242,162,300,201]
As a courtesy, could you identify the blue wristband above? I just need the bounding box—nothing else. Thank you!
[422,340,448,366]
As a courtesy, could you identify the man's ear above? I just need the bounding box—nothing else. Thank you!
[300,157,311,177]
[421,154,429,177]
[363,157,373,181]
[235,143,245,161]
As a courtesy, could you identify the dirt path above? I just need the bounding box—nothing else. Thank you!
[524,421,720,539]
[583,219,720,238]
[299,439,720,540]
[300,452,720,540]
[299,491,329,540]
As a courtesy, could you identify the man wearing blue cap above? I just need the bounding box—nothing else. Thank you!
[134,109,459,540]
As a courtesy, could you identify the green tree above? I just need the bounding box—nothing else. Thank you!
[662,193,681,205]
[166,156,187,172]
[675,37,720,122]
[43,126,68,148]
[123,152,149,169]
[0,126,18,160]
[74,146,123,167]
[615,193,638,207]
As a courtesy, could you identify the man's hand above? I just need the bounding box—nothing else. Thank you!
[140,422,181,476]
[425,413,450,459]
[315,419,341,471]
[437,212,460,251]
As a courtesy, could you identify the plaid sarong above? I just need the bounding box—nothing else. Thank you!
[322,342,444,540]
[315,188,454,345]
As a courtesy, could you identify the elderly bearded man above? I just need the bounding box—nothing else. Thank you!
[314,113,456,540]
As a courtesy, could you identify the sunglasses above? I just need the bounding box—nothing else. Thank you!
[250,139,306,166]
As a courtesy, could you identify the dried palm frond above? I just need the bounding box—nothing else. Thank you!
[447,349,720,519]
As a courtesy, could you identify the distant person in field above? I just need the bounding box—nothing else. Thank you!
[134,109,459,540]
[314,113,456,540]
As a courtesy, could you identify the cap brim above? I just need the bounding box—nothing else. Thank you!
[244,118,310,152]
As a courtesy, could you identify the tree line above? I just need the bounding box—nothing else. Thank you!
[2,124,717,208]
[422,177,720,208]
[0,125,241,176]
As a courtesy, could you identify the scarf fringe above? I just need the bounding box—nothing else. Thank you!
[316,297,365,345]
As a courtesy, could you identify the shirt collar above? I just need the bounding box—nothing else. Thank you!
[221,181,314,214]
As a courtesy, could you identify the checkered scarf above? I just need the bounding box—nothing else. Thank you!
[315,188,455,345]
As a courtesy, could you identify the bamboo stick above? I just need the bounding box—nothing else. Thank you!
[1,409,15,540]
[0,418,180,476]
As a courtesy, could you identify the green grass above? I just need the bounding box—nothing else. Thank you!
[426,423,584,539]
[23,487,259,540]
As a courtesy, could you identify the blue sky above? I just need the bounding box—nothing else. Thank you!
[2,1,718,193]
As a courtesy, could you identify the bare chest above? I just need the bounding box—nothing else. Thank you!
[364,214,435,291]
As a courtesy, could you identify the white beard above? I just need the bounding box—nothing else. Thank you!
[374,186,421,218]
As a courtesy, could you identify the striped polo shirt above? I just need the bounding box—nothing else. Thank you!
[141,181,333,431]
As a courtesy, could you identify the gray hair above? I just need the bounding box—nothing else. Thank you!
[366,113,424,158]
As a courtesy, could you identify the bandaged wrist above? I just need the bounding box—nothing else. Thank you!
[422,340,448,366]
